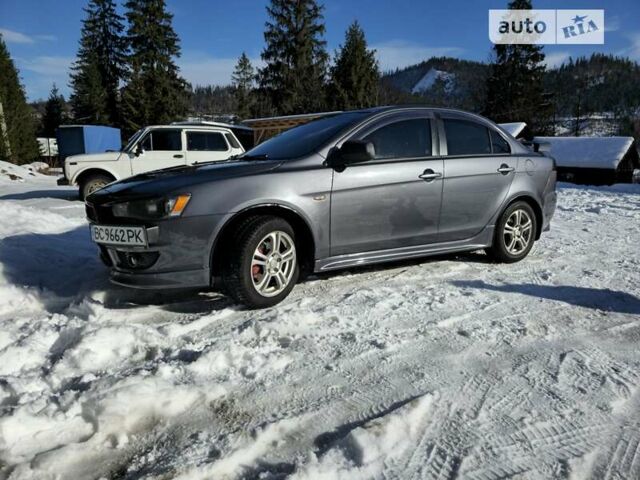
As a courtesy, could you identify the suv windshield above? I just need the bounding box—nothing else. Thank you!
[241,112,370,160]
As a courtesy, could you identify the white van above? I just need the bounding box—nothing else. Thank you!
[60,124,245,199]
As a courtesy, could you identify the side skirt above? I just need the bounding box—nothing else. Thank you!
[314,226,494,272]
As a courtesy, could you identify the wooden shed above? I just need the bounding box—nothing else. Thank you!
[242,111,341,145]
[533,136,640,185]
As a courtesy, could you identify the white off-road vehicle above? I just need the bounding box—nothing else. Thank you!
[60,124,246,199]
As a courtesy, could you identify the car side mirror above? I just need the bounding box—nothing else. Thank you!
[135,143,145,156]
[327,140,375,168]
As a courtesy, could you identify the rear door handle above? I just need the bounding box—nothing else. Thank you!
[497,164,515,174]
[418,169,443,182]
[173,154,184,159]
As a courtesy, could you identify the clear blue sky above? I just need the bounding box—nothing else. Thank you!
[1,0,638,101]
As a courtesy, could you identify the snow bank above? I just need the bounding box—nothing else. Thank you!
[0,160,40,182]
[25,161,50,174]
[292,394,436,479]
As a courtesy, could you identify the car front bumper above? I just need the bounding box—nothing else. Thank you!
[91,213,228,290]
[110,266,211,289]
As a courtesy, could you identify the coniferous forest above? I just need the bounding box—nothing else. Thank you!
[1,0,639,164]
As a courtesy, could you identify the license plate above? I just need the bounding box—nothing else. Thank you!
[90,224,147,246]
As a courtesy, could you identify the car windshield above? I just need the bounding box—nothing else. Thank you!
[123,128,146,152]
[240,112,370,160]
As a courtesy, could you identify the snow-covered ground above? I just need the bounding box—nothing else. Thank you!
[1,161,639,479]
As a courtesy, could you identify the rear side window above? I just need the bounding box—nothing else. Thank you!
[187,132,228,151]
[225,133,241,149]
[362,119,432,159]
[490,130,511,153]
[444,119,491,156]
[141,130,182,151]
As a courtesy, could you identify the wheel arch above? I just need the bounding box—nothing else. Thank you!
[501,194,544,240]
[210,203,317,282]
[73,167,118,187]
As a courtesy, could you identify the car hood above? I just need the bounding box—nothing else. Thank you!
[87,159,283,204]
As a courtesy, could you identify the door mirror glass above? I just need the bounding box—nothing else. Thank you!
[330,140,375,166]
[135,143,144,156]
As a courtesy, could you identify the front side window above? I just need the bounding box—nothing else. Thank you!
[187,132,228,151]
[225,133,241,149]
[141,130,182,151]
[444,119,491,156]
[362,119,432,159]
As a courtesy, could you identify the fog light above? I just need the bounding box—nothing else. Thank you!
[118,251,159,270]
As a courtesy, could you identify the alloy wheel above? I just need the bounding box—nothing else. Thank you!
[250,230,296,297]
[503,209,533,255]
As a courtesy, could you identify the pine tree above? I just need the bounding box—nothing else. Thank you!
[259,0,329,115]
[0,36,40,164]
[484,0,553,134]
[329,21,380,110]
[121,0,188,135]
[42,84,67,137]
[70,0,125,125]
[231,52,255,120]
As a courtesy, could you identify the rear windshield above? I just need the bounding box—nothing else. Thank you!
[242,112,369,160]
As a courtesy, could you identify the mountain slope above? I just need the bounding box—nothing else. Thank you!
[383,57,488,111]
[381,54,640,119]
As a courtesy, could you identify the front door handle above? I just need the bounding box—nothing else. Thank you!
[418,169,443,182]
[173,154,184,159]
[497,163,515,174]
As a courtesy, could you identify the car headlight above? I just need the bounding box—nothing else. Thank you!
[112,194,191,220]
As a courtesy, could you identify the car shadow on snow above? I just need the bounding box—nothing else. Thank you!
[0,224,502,316]
[0,188,79,201]
[101,288,233,314]
[0,226,231,315]
[0,226,108,312]
[451,280,640,315]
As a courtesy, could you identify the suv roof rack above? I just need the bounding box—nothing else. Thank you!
[171,120,253,131]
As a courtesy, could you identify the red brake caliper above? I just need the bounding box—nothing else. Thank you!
[253,244,266,280]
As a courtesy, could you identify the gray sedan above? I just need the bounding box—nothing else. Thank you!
[86,107,557,308]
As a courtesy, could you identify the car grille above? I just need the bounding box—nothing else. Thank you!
[85,201,153,226]
[85,202,97,222]
[85,202,117,224]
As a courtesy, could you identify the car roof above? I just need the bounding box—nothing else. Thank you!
[339,105,497,125]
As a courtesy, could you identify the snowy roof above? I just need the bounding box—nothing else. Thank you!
[498,122,527,138]
[533,136,636,169]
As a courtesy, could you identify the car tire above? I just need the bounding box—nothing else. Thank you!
[222,216,299,309]
[487,201,537,263]
[80,173,114,200]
